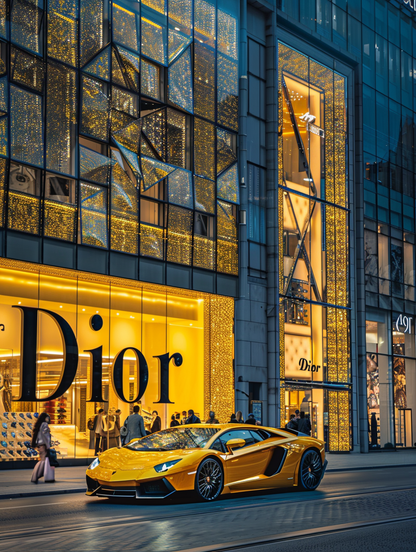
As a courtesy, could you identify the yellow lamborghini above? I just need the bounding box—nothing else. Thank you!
[86,424,327,501]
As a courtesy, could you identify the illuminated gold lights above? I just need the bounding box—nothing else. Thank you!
[140,223,165,259]
[8,192,40,234]
[278,43,350,449]
[44,200,76,242]
[167,206,192,266]
[204,296,235,423]
[193,236,215,271]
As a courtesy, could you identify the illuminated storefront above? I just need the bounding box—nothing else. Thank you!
[0,259,234,461]
[277,44,351,451]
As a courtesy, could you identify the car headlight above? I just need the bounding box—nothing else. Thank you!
[89,457,100,470]
[154,459,181,473]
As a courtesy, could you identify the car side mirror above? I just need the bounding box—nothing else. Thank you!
[225,438,246,454]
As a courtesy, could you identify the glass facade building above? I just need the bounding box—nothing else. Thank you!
[2,0,416,465]
[0,0,239,463]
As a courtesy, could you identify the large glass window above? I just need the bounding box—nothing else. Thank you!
[0,262,235,462]
[278,43,350,452]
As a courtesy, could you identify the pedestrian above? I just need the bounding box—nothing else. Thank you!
[175,413,181,424]
[285,414,298,430]
[123,405,146,443]
[230,413,237,423]
[185,409,201,424]
[235,411,244,423]
[98,409,108,452]
[297,411,310,434]
[151,410,162,433]
[31,412,55,483]
[181,410,187,424]
[93,408,105,454]
[170,414,180,427]
[245,413,256,425]
[206,410,219,424]
[114,409,121,446]
[304,413,312,435]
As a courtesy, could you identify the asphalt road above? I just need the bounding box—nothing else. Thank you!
[0,467,415,551]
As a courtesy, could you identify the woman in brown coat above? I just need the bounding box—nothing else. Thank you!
[31,413,55,483]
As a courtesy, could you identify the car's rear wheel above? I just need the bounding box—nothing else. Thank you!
[298,449,323,491]
[195,457,223,501]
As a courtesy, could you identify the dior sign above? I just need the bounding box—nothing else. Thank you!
[299,357,321,373]
[13,306,183,404]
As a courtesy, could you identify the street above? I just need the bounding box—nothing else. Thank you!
[0,466,415,551]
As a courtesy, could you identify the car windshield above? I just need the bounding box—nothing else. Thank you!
[126,427,220,451]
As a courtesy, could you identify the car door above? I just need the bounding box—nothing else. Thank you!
[217,429,271,486]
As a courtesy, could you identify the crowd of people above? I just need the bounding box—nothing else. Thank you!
[284,409,312,435]
[30,406,311,484]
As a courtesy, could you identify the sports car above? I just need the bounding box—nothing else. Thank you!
[86,424,327,501]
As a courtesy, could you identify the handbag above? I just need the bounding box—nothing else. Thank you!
[47,448,60,468]
[120,425,128,437]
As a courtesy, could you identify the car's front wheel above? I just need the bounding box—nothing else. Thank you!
[298,449,323,491]
[195,457,224,501]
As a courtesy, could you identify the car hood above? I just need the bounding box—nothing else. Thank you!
[98,447,195,471]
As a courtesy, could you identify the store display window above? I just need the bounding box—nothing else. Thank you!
[278,43,351,451]
[0,261,235,462]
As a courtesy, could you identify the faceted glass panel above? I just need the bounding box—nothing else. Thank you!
[218,5,238,60]
[113,3,139,53]
[141,155,176,190]
[80,146,112,186]
[194,176,215,214]
[10,86,43,166]
[113,139,141,184]
[217,54,238,131]
[141,58,161,99]
[48,10,78,67]
[113,118,142,153]
[117,46,140,91]
[168,29,192,65]
[11,48,45,93]
[80,182,108,248]
[81,77,109,141]
[8,192,40,234]
[112,87,139,118]
[167,108,187,168]
[46,62,77,176]
[142,109,167,160]
[44,200,77,242]
[217,200,238,275]
[217,128,237,175]
[195,0,216,47]
[140,223,164,259]
[0,0,5,38]
[168,168,193,208]
[168,47,193,113]
[194,42,215,121]
[217,163,239,204]
[0,116,6,157]
[141,16,167,65]
[193,235,215,270]
[167,205,192,265]
[194,118,215,180]
[80,0,104,67]
[112,48,127,87]
[0,76,7,114]
[11,0,42,55]
[84,46,110,81]
[111,160,138,254]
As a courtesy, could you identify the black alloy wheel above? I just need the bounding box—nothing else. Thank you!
[195,457,224,501]
[298,449,323,491]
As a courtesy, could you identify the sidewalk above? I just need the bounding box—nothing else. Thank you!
[1,450,416,500]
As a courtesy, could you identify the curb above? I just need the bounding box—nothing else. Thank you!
[326,463,416,473]
[0,487,86,500]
